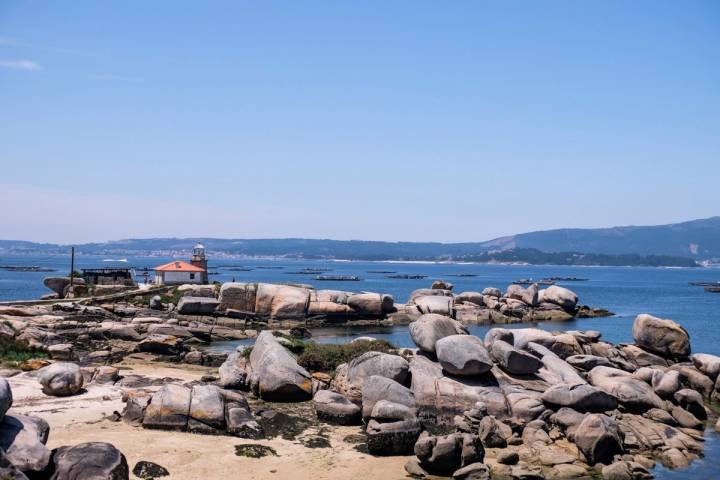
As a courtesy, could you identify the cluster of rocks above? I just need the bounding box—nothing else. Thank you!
[203,311,716,479]
[0,377,130,479]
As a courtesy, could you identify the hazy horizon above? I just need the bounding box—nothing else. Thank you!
[2,2,718,243]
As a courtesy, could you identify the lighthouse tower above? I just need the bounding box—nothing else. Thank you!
[190,243,209,283]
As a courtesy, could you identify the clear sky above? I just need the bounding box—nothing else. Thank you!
[1,1,718,244]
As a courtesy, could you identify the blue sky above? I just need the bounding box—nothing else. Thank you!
[1,1,718,244]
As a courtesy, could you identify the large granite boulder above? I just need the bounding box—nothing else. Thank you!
[142,384,192,431]
[188,385,226,433]
[361,375,415,420]
[505,284,538,307]
[137,334,182,355]
[255,284,310,318]
[366,418,422,455]
[413,296,454,316]
[223,390,262,438]
[601,461,652,480]
[455,292,484,306]
[409,288,453,304]
[587,366,664,411]
[539,286,578,311]
[313,390,361,425]
[218,351,248,389]
[409,314,467,354]
[632,314,690,358]
[0,378,12,421]
[332,351,409,403]
[414,432,484,475]
[435,335,492,376]
[217,282,257,312]
[176,296,219,315]
[247,331,312,401]
[572,413,623,464]
[490,340,541,375]
[50,442,128,480]
[541,384,618,413]
[410,356,507,424]
[0,414,51,474]
[38,362,84,397]
[347,293,394,315]
[691,353,720,380]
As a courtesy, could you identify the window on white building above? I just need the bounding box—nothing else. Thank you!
[190,273,195,279]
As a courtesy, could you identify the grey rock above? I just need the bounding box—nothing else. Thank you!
[632,314,690,358]
[409,314,467,353]
[366,418,422,455]
[0,414,51,474]
[149,295,163,310]
[573,413,623,464]
[491,340,541,375]
[188,384,226,433]
[38,362,83,397]
[674,388,707,420]
[247,331,312,401]
[435,335,492,376]
[132,461,169,479]
[587,366,664,411]
[142,384,192,431]
[50,442,128,480]
[217,351,248,389]
[313,390,361,425]
[222,390,262,438]
[176,296,219,315]
[691,353,720,380]
[541,384,618,413]
[651,370,681,398]
[565,354,613,371]
[137,334,182,355]
[477,415,509,448]
[413,296,454,316]
[601,461,652,480]
[539,286,578,310]
[453,462,490,479]
[505,284,538,307]
[0,449,29,480]
[362,375,415,420]
[415,433,483,475]
[0,378,12,421]
[370,400,415,422]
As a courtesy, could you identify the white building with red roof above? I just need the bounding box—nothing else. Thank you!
[153,260,206,285]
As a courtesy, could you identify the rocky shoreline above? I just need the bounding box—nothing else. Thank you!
[2,281,715,479]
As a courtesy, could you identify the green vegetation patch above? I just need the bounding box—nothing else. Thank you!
[0,336,48,366]
[295,339,396,373]
[234,444,277,458]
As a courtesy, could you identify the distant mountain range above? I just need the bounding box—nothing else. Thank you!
[1,216,718,266]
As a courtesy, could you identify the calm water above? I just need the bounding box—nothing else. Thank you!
[2,253,720,476]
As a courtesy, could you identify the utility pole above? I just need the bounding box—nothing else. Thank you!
[69,246,75,289]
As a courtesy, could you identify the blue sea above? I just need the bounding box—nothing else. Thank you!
[1,254,719,478]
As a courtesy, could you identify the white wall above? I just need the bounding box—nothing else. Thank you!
[156,271,202,285]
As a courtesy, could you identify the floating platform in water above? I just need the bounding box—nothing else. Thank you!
[446,273,478,277]
[705,287,720,293]
[0,266,56,272]
[546,276,588,282]
[314,275,361,281]
[513,279,555,286]
[285,268,332,274]
[223,267,254,272]
[385,274,427,279]
[691,281,720,287]
[367,270,397,274]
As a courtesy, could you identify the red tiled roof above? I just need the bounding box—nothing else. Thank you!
[153,260,205,272]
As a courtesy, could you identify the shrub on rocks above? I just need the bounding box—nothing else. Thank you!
[296,339,397,373]
[38,362,83,397]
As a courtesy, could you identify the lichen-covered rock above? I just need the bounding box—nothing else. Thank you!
[217,282,258,312]
[50,442,128,480]
[247,331,312,401]
[341,351,409,402]
[435,335,492,376]
[632,314,690,358]
[188,385,226,433]
[313,390,361,425]
[38,362,84,397]
[409,314,467,354]
[505,284,538,307]
[255,284,310,318]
